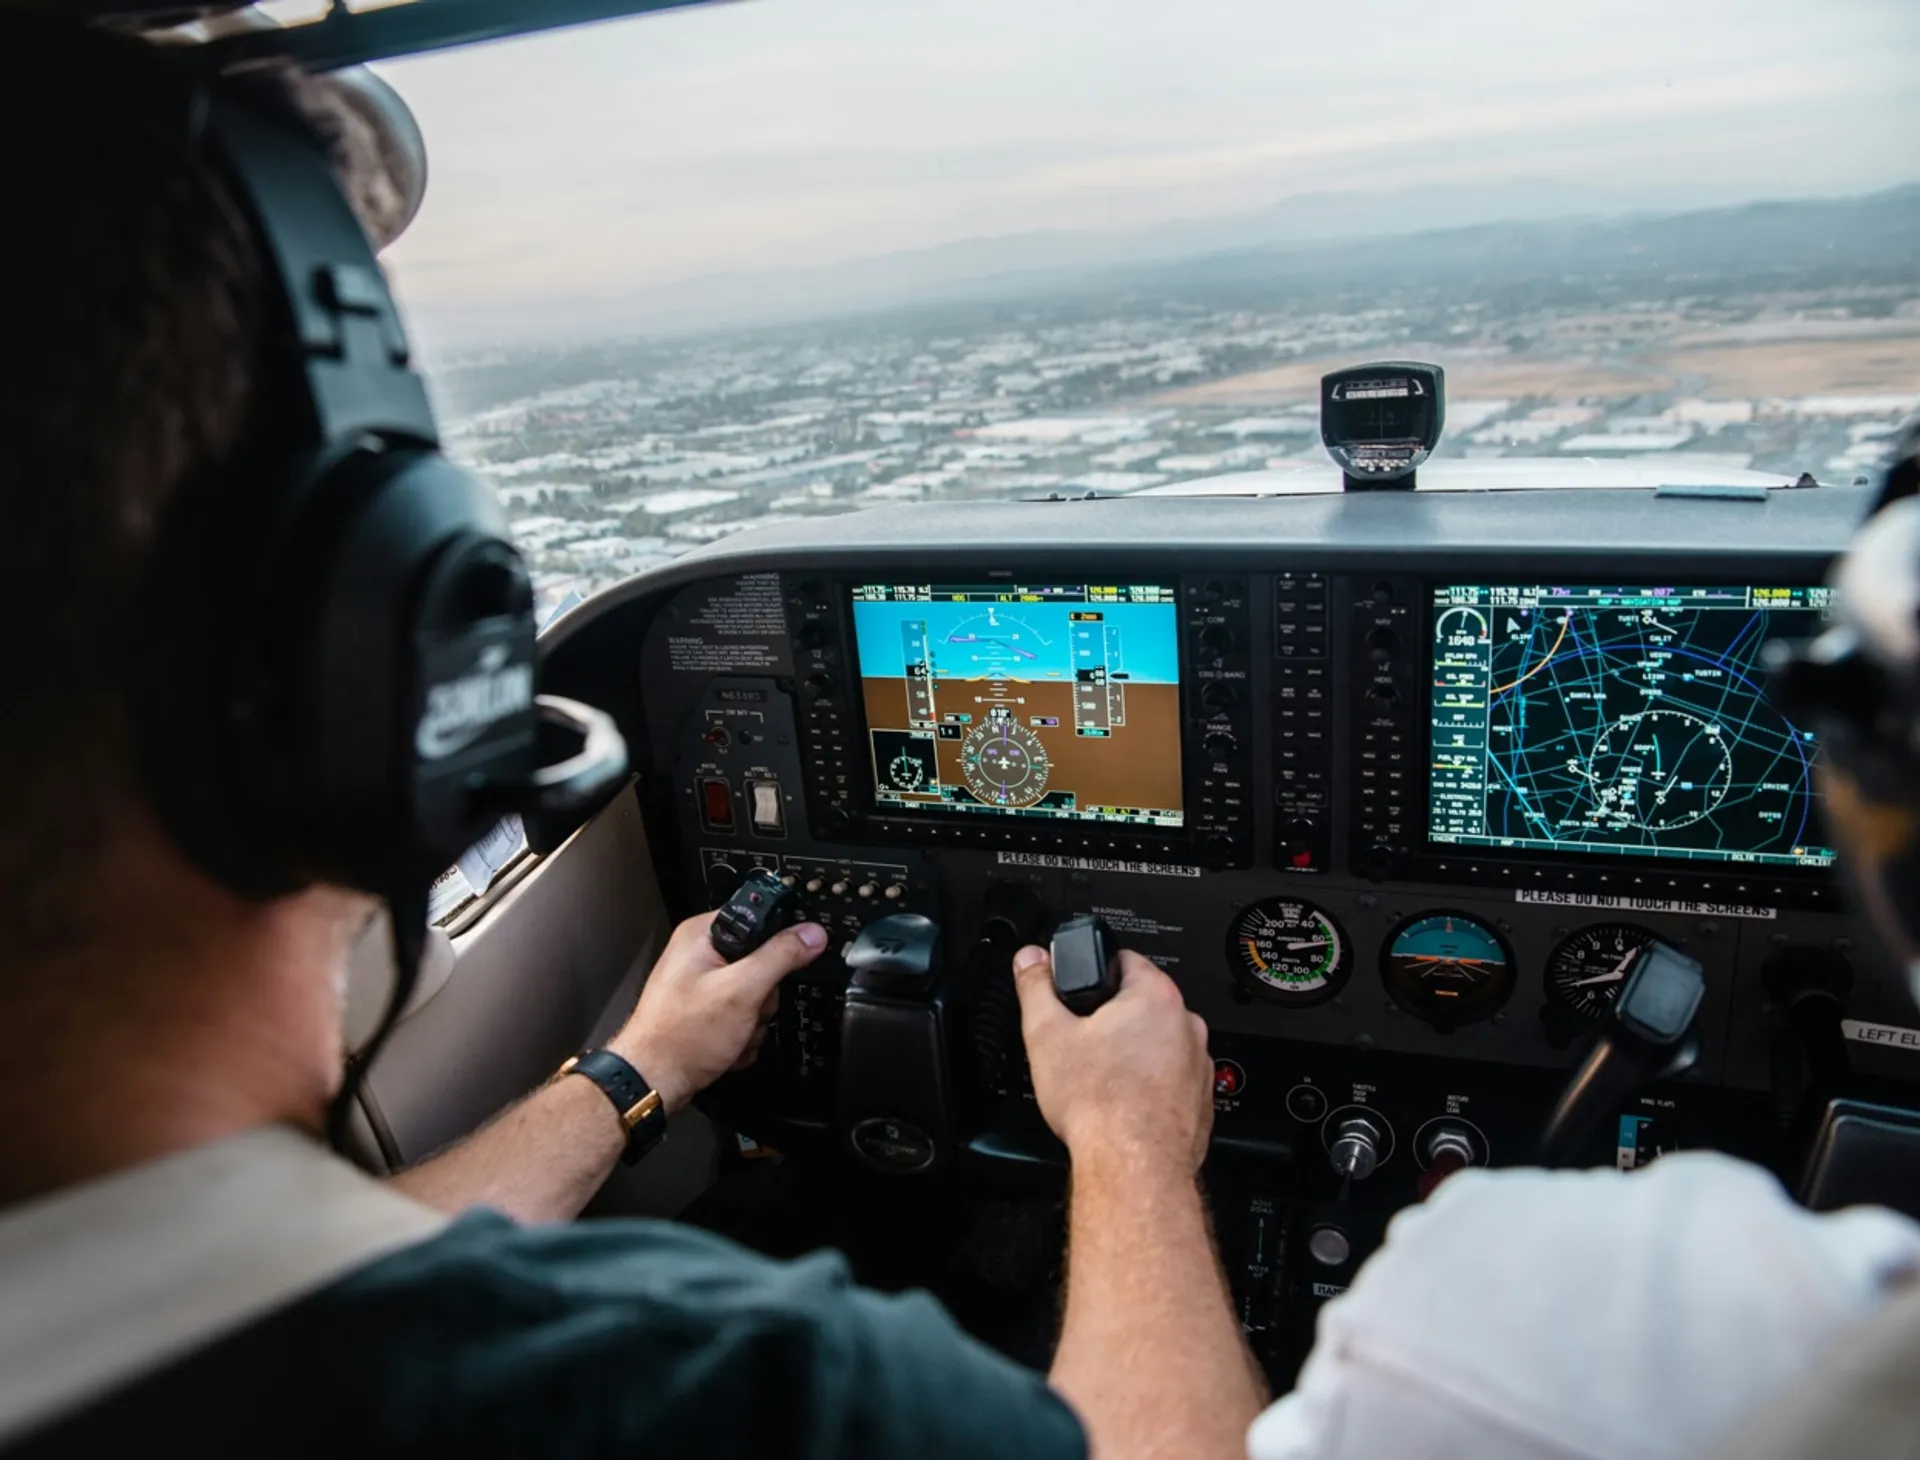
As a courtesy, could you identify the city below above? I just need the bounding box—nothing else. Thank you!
[419,186,1920,619]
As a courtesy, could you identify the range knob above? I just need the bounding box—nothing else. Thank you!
[803,671,837,700]
[1329,1112,1388,1181]
[1366,628,1400,665]
[1200,681,1239,714]
[1203,729,1239,758]
[1198,625,1236,664]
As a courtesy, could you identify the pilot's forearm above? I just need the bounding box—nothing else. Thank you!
[1050,1143,1267,1460]
[386,1071,626,1223]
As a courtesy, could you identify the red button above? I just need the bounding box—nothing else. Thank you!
[1291,849,1314,868]
[700,778,735,830]
[1213,1060,1246,1097]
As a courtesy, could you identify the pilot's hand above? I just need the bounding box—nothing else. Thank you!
[611,912,828,1115]
[1013,944,1214,1175]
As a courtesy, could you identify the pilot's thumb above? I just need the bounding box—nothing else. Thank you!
[727,922,828,997]
[1012,946,1068,1029]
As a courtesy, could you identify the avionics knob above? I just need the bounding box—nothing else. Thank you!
[1203,729,1239,758]
[704,861,742,904]
[1198,625,1235,664]
[1200,682,1239,713]
[1366,628,1400,665]
[1329,1113,1387,1181]
[803,671,837,700]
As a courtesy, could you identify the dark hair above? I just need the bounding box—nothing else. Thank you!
[0,31,387,954]
[0,45,264,950]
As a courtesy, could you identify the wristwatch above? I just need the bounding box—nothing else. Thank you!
[555,1048,668,1165]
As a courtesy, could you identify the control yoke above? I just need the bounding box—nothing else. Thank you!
[1537,941,1707,1168]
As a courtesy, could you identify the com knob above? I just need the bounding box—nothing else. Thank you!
[1198,625,1236,665]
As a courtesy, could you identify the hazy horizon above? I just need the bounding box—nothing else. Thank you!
[374,0,1920,348]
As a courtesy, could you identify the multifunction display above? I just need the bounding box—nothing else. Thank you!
[850,582,1183,827]
[1429,585,1835,868]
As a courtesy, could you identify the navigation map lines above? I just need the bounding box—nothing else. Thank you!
[1430,587,1833,868]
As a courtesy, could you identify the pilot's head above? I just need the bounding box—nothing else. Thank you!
[0,31,400,977]
[1778,418,1920,1007]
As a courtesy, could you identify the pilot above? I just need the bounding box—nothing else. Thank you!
[1246,422,1920,1460]
[0,23,1265,1459]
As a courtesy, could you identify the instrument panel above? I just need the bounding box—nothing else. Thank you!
[625,547,1907,1103]
[545,478,1913,1379]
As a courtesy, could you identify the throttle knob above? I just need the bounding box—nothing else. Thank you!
[1329,1113,1386,1181]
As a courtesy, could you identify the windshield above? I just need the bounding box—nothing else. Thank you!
[375,0,1920,610]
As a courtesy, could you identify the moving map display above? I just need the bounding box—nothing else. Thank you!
[1429,585,1835,868]
[850,582,1183,827]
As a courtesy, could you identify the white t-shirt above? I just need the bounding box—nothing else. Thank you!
[1248,1153,1920,1460]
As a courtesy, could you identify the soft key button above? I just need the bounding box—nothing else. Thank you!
[748,780,785,834]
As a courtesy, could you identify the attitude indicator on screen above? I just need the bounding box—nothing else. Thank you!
[850,582,1183,828]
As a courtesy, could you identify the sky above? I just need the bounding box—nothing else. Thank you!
[371,0,1920,325]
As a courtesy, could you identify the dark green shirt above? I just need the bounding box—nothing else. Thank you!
[13,1212,1087,1457]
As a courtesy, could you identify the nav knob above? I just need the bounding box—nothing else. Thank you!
[1329,1112,1387,1181]
[1366,628,1400,665]
[794,622,830,651]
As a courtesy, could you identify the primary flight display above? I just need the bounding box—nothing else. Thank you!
[850,582,1183,827]
[1428,585,1835,868]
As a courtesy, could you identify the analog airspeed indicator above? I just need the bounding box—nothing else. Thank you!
[1227,898,1351,1006]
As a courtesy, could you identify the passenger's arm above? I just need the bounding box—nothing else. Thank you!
[388,914,826,1222]
[1014,946,1267,1460]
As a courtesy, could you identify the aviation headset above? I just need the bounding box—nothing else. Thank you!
[12,18,628,1146]
[1776,417,1920,1009]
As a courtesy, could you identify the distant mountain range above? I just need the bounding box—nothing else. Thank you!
[409,180,1920,354]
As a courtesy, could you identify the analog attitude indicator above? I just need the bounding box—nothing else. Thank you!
[1227,899,1352,1006]
[1546,922,1657,1022]
[1382,912,1516,1026]
[959,712,1051,807]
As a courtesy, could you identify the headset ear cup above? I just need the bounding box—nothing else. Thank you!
[290,450,535,894]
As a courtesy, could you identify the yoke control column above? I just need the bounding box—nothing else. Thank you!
[837,914,954,1176]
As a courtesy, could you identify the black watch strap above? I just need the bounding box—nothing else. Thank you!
[558,1049,667,1165]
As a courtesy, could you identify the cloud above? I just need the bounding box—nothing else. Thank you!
[377,0,1920,308]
